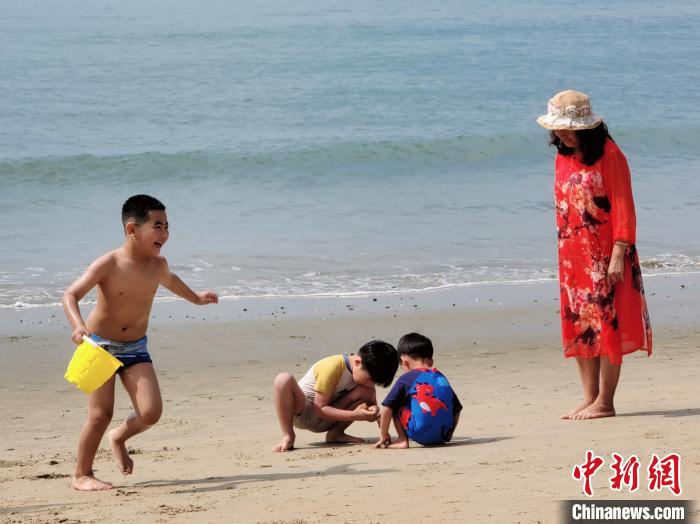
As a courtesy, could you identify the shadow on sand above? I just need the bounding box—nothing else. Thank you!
[0,502,93,517]
[134,463,394,494]
[617,407,700,418]
[446,436,513,447]
[306,435,513,448]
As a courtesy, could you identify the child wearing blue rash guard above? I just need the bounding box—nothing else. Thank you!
[374,333,462,448]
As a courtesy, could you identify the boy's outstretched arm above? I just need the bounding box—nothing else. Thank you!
[63,254,113,344]
[160,260,218,305]
[373,405,393,448]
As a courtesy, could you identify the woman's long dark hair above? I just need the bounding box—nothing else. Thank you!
[548,122,613,166]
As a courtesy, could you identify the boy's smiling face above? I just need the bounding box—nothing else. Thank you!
[130,210,169,256]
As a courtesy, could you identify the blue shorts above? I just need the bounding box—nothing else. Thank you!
[91,334,152,370]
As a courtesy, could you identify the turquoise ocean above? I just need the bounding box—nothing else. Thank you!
[1,0,699,309]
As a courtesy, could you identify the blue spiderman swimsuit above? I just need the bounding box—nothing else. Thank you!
[382,368,462,446]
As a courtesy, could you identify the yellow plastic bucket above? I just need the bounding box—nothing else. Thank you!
[64,336,123,393]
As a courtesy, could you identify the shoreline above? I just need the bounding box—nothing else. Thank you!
[1,271,698,337]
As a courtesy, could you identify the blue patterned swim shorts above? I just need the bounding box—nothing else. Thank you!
[90,334,152,369]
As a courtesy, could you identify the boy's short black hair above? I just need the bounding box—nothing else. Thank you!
[122,194,166,226]
[397,332,433,360]
[357,340,398,388]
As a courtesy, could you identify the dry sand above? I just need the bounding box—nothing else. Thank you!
[1,276,698,523]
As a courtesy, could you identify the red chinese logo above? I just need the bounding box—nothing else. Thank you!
[572,450,605,497]
[573,451,682,497]
[609,453,640,492]
[648,453,681,496]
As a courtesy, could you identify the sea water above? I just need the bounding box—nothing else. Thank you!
[1,0,699,308]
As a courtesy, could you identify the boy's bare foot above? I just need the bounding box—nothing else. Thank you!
[325,430,364,444]
[273,433,295,452]
[387,439,409,449]
[72,475,113,491]
[571,402,615,420]
[560,399,596,420]
[108,429,134,475]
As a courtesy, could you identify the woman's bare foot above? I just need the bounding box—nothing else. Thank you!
[560,399,596,420]
[72,475,113,491]
[325,430,364,444]
[572,402,615,420]
[108,429,133,475]
[273,433,295,452]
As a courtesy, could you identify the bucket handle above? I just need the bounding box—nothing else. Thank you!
[81,335,100,348]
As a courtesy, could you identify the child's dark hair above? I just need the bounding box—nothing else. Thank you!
[548,122,613,166]
[357,340,398,387]
[122,194,166,226]
[397,332,433,360]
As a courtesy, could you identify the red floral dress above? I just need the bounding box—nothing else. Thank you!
[554,139,652,365]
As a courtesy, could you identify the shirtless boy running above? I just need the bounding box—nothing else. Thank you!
[63,194,218,491]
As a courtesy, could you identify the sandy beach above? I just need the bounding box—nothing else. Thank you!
[3,1,699,522]
[1,275,698,523]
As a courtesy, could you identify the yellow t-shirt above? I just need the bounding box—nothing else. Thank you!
[298,354,356,402]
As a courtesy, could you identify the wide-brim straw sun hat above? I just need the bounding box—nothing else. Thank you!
[536,90,603,130]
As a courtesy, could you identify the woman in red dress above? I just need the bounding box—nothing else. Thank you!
[537,90,652,420]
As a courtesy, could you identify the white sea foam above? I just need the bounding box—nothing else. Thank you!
[3,262,698,311]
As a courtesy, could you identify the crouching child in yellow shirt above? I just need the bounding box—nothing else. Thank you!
[272,340,398,452]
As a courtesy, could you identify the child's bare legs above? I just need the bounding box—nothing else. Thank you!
[73,375,116,491]
[272,373,307,452]
[325,384,375,444]
[561,357,600,419]
[108,363,162,475]
[387,413,409,449]
[573,357,620,420]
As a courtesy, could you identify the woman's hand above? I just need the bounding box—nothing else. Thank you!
[607,243,627,285]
